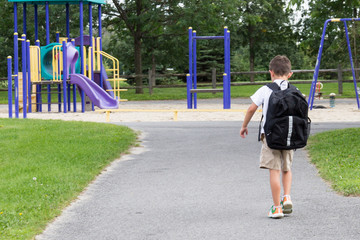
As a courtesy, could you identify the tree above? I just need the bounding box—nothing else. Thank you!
[236,0,299,81]
[298,0,360,73]
[106,0,182,94]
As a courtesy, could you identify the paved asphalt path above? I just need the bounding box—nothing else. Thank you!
[37,121,360,240]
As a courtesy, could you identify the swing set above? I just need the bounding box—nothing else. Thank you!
[309,18,360,110]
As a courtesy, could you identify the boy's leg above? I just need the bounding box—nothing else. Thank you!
[282,167,293,214]
[269,169,281,206]
[282,170,292,195]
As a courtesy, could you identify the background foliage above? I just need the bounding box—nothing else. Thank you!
[1,0,360,89]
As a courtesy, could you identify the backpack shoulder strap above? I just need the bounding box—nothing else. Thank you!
[258,115,263,141]
[266,82,281,91]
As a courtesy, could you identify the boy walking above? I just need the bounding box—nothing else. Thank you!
[240,55,294,219]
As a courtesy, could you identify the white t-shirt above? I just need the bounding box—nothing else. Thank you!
[250,79,289,133]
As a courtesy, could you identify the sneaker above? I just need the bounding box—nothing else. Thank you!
[281,195,293,214]
[268,205,284,219]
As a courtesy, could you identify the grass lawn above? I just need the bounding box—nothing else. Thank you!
[1,82,358,104]
[0,118,137,239]
[121,82,358,101]
[307,128,360,196]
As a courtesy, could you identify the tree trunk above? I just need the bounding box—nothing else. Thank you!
[151,53,156,87]
[134,32,143,94]
[134,0,143,94]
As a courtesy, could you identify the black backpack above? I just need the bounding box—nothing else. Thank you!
[259,82,311,150]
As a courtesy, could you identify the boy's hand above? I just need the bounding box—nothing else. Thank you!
[240,127,248,138]
[240,103,258,139]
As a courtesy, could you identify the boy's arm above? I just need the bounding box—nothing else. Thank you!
[240,103,258,138]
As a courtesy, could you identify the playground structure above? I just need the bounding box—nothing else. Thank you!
[7,0,126,119]
[187,27,231,109]
[309,18,360,110]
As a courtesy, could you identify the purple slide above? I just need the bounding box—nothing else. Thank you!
[70,74,119,109]
[65,42,118,109]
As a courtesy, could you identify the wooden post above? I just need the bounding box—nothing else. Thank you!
[212,68,216,94]
[337,64,343,95]
[148,69,153,95]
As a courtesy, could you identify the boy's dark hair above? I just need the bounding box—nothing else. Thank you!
[269,55,291,76]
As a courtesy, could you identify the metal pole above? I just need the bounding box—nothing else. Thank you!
[66,3,71,111]
[22,34,27,118]
[8,57,13,118]
[227,29,231,109]
[80,0,85,112]
[72,39,77,112]
[35,40,42,112]
[14,3,19,118]
[46,1,51,112]
[223,73,227,109]
[193,30,197,109]
[89,2,95,111]
[343,21,360,109]
[223,27,230,109]
[26,40,31,113]
[187,27,192,109]
[98,4,103,88]
[34,4,38,41]
[63,41,67,113]
[309,19,331,110]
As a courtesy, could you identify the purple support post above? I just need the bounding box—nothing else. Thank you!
[8,57,12,118]
[22,34,27,118]
[192,30,197,109]
[89,2,95,111]
[71,39,77,112]
[62,41,67,113]
[23,3,26,35]
[46,1,51,112]
[308,19,331,110]
[223,73,228,109]
[223,27,231,109]
[14,18,19,118]
[186,74,192,109]
[56,33,61,112]
[98,4,103,88]
[26,40,31,113]
[187,27,192,109]
[80,0,85,112]
[67,2,71,111]
[35,40,42,112]
[343,21,360,109]
[34,4,40,112]
[13,3,18,117]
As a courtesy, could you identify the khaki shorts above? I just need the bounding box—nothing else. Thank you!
[260,135,294,171]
